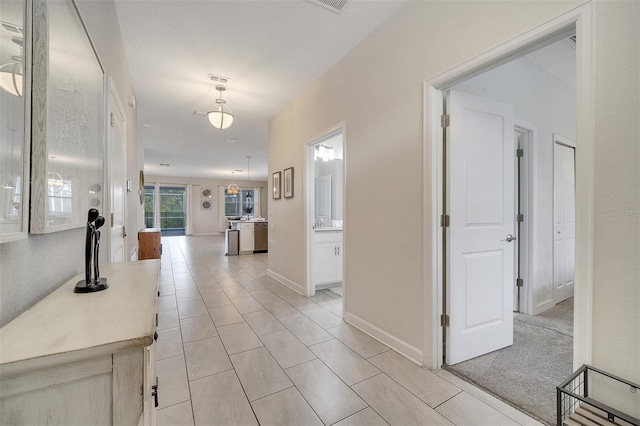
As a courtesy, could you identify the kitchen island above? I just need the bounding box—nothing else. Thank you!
[228,219,268,254]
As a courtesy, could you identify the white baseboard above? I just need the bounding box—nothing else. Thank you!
[129,248,138,261]
[343,311,423,366]
[533,298,555,315]
[267,269,304,295]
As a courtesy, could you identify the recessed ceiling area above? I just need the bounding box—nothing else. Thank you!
[114,0,406,181]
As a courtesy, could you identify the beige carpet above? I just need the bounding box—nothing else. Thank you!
[445,298,574,426]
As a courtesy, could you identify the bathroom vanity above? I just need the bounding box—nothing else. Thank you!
[312,228,343,287]
[0,261,160,425]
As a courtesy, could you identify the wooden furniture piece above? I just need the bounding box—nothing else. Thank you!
[0,261,160,425]
[139,228,161,260]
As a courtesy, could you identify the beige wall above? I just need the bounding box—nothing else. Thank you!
[591,0,640,406]
[268,0,639,381]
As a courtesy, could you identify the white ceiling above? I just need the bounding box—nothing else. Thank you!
[524,39,576,88]
[114,0,406,181]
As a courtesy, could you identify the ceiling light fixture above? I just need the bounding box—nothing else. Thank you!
[207,85,234,130]
[0,37,24,97]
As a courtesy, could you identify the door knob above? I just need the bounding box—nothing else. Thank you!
[501,234,516,242]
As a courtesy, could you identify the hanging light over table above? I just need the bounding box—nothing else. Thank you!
[227,171,239,197]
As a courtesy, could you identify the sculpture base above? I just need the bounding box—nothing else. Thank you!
[74,277,108,293]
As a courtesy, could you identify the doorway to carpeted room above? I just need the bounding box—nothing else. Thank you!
[445,298,573,426]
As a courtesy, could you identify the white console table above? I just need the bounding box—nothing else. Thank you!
[0,260,160,425]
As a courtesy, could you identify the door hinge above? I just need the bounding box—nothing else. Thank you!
[517,213,524,223]
[440,313,450,327]
[441,114,450,128]
[440,214,450,227]
[516,148,524,158]
[110,112,114,128]
[516,278,524,287]
[110,212,114,226]
[123,225,127,238]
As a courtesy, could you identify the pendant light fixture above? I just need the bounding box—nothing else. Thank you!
[227,171,239,198]
[245,156,252,201]
[0,37,24,97]
[207,85,234,130]
[244,156,253,216]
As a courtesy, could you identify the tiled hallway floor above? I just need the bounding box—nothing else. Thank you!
[155,235,543,426]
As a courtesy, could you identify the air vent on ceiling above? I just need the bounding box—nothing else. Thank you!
[208,74,230,84]
[201,200,212,210]
[306,0,352,14]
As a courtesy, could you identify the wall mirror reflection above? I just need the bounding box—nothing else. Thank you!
[0,0,30,243]
[30,0,105,234]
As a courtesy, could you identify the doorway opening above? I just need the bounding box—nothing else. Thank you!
[426,4,593,425]
[305,123,345,308]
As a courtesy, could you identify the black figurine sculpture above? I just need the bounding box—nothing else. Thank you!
[75,208,109,293]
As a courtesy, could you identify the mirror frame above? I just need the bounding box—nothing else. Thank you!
[0,0,32,244]
[29,0,106,234]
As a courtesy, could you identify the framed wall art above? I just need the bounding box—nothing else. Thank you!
[272,171,281,199]
[283,167,294,198]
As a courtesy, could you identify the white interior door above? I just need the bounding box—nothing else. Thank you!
[315,175,332,225]
[446,90,515,365]
[109,87,126,262]
[553,141,575,303]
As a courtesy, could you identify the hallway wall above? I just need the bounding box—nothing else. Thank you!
[268,0,583,363]
[0,0,138,327]
[267,0,639,391]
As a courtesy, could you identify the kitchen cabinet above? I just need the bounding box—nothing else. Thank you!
[238,222,255,253]
[312,231,343,286]
[0,261,160,425]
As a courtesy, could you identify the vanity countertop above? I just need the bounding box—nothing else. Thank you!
[0,260,160,369]
[315,227,343,232]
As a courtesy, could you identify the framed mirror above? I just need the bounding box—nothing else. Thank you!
[30,0,105,234]
[0,0,31,243]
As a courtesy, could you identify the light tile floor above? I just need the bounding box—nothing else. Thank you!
[155,235,543,426]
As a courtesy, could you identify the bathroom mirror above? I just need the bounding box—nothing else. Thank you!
[0,0,31,243]
[30,0,105,234]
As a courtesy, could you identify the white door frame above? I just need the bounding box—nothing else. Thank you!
[424,2,594,370]
[305,122,346,308]
[514,119,537,315]
[106,76,126,262]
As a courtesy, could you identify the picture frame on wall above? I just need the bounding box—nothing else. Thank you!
[272,171,281,199]
[283,167,294,198]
